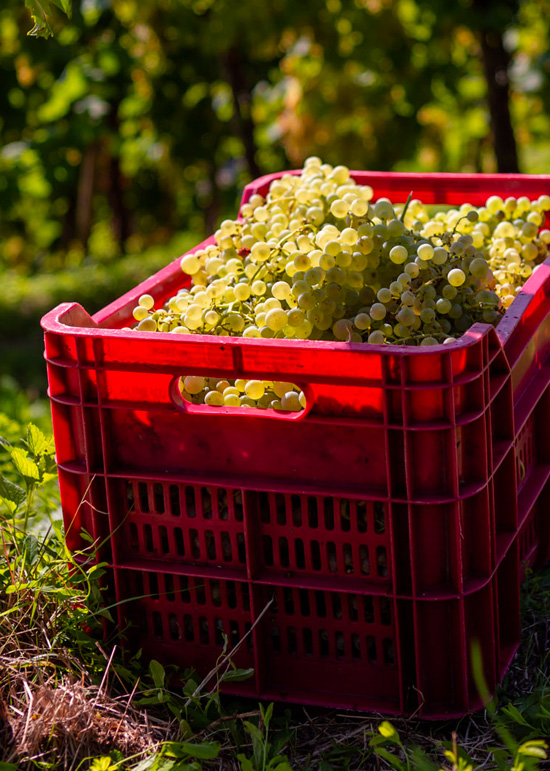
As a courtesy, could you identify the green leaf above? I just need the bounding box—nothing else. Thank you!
[178,719,192,739]
[221,667,255,683]
[24,0,71,37]
[260,701,274,728]
[0,475,26,507]
[0,763,20,771]
[89,757,116,771]
[50,0,72,15]
[24,0,54,37]
[23,534,40,565]
[136,694,172,706]
[373,746,405,771]
[130,757,157,771]
[517,740,548,759]
[149,659,166,689]
[237,756,255,771]
[244,721,265,768]
[501,703,531,727]
[26,424,53,457]
[131,755,195,771]
[9,448,40,482]
[370,734,391,747]
[168,741,220,760]
[6,583,31,594]
[88,563,107,578]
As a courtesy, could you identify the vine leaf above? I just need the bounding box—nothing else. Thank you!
[24,0,72,38]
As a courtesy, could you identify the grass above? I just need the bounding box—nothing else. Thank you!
[0,416,549,771]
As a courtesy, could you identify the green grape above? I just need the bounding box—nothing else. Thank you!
[330,197,347,218]
[341,227,358,246]
[333,318,353,340]
[368,330,385,345]
[234,284,251,301]
[294,253,311,271]
[266,308,288,331]
[417,243,434,261]
[226,314,245,333]
[137,318,157,332]
[139,294,155,310]
[325,239,341,257]
[204,390,224,406]
[204,310,219,326]
[522,243,538,261]
[335,251,352,268]
[448,268,466,287]
[133,306,149,322]
[389,245,408,264]
[351,198,368,217]
[224,393,240,406]
[374,199,395,220]
[181,254,201,275]
[272,281,291,300]
[370,303,387,321]
[281,391,302,411]
[245,381,265,400]
[522,221,538,239]
[390,281,402,296]
[442,285,457,300]
[396,308,415,327]
[354,313,371,330]
[320,253,336,270]
[469,258,488,278]
[183,376,205,394]
[251,280,267,296]
[404,262,420,278]
[184,314,202,330]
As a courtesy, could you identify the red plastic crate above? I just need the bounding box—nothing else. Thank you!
[42,171,550,717]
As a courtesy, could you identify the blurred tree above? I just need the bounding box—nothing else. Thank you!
[4,0,550,279]
[471,0,520,171]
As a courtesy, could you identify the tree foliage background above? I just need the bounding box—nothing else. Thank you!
[1,0,550,279]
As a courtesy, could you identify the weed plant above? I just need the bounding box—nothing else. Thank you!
[0,420,549,770]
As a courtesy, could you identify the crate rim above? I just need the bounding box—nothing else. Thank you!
[40,258,550,360]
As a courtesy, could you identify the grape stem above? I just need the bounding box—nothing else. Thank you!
[399,192,414,223]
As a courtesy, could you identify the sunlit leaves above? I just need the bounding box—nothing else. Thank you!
[37,61,88,122]
[3,0,550,282]
[24,0,71,38]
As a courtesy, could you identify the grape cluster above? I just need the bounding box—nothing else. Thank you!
[177,376,305,411]
[128,158,550,410]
